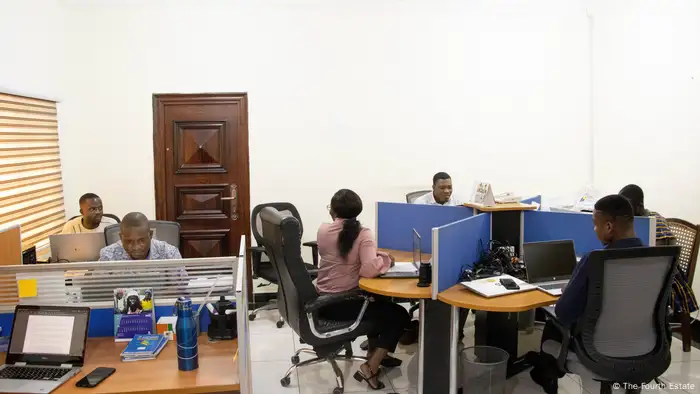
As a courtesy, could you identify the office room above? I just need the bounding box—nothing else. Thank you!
[0,0,699,394]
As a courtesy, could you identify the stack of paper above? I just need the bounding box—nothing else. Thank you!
[120,334,168,362]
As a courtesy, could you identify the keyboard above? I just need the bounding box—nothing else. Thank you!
[0,366,71,381]
[539,283,565,290]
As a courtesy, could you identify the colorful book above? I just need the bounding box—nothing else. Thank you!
[114,288,156,342]
[120,334,168,362]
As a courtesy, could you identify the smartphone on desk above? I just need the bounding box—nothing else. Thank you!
[499,278,520,290]
[76,367,116,388]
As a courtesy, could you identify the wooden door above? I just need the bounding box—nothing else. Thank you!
[153,93,250,264]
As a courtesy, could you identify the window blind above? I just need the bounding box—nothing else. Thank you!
[0,93,66,252]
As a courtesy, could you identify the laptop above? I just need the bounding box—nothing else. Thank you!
[49,233,105,262]
[0,305,90,393]
[522,240,578,296]
[381,229,421,278]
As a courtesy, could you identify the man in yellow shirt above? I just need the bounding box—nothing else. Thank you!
[61,193,117,234]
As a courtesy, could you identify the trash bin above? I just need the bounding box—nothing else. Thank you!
[461,346,509,394]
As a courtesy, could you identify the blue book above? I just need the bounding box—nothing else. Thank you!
[121,334,168,361]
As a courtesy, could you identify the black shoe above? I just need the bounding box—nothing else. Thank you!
[530,367,558,394]
[380,355,402,368]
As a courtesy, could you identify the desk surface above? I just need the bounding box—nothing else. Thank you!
[358,249,432,299]
[438,284,559,312]
[463,202,538,212]
[1,336,239,394]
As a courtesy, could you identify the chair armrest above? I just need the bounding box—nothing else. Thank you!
[305,289,367,313]
[303,241,319,266]
[248,246,266,279]
[546,314,572,373]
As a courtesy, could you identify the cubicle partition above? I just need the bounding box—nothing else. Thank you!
[376,202,473,253]
[520,195,542,208]
[236,235,253,394]
[431,213,491,299]
[523,210,656,256]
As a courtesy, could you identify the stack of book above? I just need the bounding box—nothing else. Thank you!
[120,334,168,362]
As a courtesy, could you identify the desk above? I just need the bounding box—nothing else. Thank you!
[439,284,559,393]
[464,202,537,256]
[360,250,451,394]
[1,336,240,394]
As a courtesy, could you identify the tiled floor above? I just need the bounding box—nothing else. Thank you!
[249,309,700,394]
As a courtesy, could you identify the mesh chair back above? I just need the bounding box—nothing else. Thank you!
[259,207,317,335]
[667,218,700,285]
[406,190,431,204]
[103,220,181,248]
[251,203,303,247]
[573,246,680,383]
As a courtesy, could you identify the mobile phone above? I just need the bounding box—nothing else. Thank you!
[499,278,520,290]
[75,367,116,388]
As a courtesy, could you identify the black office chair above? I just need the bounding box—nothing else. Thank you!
[104,220,181,248]
[70,214,121,223]
[248,203,318,328]
[406,190,431,204]
[259,207,372,394]
[542,246,680,394]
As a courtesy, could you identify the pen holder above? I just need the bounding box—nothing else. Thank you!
[417,262,432,287]
[206,308,237,340]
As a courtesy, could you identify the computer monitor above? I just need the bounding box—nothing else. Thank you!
[522,240,577,283]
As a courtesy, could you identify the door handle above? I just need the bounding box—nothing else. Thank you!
[221,184,239,220]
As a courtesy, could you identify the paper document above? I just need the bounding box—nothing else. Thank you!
[386,262,418,273]
[23,315,74,355]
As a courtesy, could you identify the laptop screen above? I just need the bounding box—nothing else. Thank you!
[523,240,577,283]
[412,228,421,269]
[8,306,89,365]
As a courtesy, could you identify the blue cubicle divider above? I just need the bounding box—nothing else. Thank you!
[521,195,542,208]
[0,304,216,338]
[432,213,491,298]
[523,211,654,256]
[376,202,473,253]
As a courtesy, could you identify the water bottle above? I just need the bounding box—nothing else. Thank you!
[176,297,199,371]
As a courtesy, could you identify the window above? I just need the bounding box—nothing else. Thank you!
[0,93,66,253]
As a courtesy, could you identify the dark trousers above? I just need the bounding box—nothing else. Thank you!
[537,320,566,379]
[320,298,411,353]
[458,308,470,341]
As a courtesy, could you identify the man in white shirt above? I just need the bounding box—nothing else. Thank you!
[62,193,118,234]
[412,172,462,206]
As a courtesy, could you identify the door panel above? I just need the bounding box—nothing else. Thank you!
[153,93,250,290]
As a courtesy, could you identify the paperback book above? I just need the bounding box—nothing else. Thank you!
[114,288,155,342]
[120,334,168,362]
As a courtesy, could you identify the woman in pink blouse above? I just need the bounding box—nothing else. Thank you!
[316,189,410,390]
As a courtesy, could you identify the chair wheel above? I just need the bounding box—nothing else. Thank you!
[291,355,300,365]
[276,320,285,328]
[332,387,343,394]
[359,339,369,351]
[280,376,291,387]
[248,313,256,321]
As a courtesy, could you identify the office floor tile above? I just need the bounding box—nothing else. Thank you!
[250,330,295,362]
[382,352,418,390]
[248,309,286,335]
[296,358,394,394]
[252,361,300,394]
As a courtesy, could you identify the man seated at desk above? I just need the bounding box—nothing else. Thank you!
[99,212,181,261]
[529,195,642,394]
[412,172,462,206]
[62,193,118,234]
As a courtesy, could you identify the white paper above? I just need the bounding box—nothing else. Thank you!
[386,262,418,273]
[23,315,74,355]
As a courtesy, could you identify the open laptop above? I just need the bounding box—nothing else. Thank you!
[522,240,578,296]
[49,233,105,262]
[0,305,90,393]
[381,229,421,278]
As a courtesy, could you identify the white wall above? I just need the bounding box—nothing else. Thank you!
[590,0,700,297]
[56,0,591,253]
[0,0,65,101]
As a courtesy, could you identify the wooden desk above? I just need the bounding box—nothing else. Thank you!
[438,284,558,312]
[1,337,240,394]
[358,249,431,299]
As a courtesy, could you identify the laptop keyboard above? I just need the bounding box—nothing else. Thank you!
[539,283,565,290]
[0,366,71,381]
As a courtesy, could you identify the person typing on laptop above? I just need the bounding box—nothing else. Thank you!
[530,194,643,394]
[61,193,117,234]
[316,189,410,390]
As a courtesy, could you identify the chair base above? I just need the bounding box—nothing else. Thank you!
[280,344,367,394]
[248,300,285,328]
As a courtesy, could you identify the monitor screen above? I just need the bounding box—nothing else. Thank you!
[9,307,88,357]
[523,240,577,283]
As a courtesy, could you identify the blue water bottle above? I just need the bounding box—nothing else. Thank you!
[176,297,199,371]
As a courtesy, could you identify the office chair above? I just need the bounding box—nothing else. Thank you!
[406,190,431,204]
[259,207,372,394]
[542,246,680,394]
[70,214,121,223]
[667,218,700,352]
[104,220,181,248]
[248,203,318,328]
